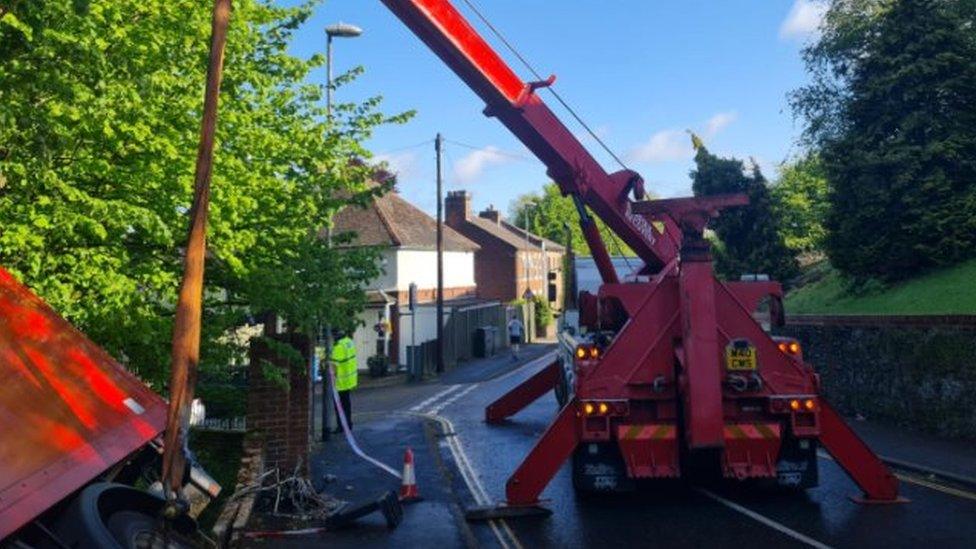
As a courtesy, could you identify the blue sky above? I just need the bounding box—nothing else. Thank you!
[279,1,825,215]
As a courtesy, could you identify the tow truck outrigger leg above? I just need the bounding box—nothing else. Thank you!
[466,402,578,520]
[818,401,904,503]
[485,359,562,423]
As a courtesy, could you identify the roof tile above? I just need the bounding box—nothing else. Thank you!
[333,191,479,252]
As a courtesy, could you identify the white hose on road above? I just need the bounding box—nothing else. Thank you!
[329,366,402,480]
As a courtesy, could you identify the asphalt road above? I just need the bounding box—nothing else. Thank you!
[301,347,976,548]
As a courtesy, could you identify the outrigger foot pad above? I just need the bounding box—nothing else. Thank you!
[464,503,552,521]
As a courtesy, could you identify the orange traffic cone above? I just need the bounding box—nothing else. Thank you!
[399,447,421,502]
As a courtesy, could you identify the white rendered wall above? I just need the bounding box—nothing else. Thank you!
[364,248,398,291]
[394,249,475,291]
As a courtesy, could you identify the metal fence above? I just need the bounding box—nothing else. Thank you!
[406,300,510,380]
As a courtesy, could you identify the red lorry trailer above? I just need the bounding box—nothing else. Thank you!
[0,267,213,546]
[380,0,901,512]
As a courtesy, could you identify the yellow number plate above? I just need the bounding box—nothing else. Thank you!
[725,341,757,371]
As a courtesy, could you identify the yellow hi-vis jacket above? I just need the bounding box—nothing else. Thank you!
[332,336,358,391]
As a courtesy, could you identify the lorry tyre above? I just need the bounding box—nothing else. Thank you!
[52,483,196,548]
[554,358,569,409]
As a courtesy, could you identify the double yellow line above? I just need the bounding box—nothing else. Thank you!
[817,452,976,502]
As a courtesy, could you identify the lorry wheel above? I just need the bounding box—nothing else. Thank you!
[554,358,569,408]
[52,483,196,549]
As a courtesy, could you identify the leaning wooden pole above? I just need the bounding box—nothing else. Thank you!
[161,0,232,507]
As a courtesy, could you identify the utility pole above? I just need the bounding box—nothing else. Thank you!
[522,203,533,297]
[435,133,445,373]
[162,0,231,512]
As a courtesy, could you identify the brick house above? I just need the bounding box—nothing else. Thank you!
[333,189,480,367]
[445,190,565,309]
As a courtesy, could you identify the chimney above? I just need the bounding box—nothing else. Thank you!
[445,190,471,227]
[479,205,501,224]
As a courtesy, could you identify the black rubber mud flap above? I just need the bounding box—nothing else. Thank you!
[572,442,636,494]
[776,436,819,490]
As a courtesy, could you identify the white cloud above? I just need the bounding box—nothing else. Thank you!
[627,129,691,163]
[779,0,826,40]
[373,151,421,181]
[627,111,738,164]
[452,146,511,184]
[704,111,738,138]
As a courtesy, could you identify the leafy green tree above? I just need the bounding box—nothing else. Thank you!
[691,144,799,282]
[510,183,636,257]
[771,155,829,256]
[792,0,976,283]
[0,0,408,388]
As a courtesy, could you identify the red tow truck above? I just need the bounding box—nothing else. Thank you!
[381,0,901,514]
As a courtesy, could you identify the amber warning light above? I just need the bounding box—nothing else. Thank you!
[777,340,802,356]
[575,344,601,361]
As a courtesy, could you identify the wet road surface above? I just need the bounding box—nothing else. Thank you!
[291,347,976,548]
[431,352,976,549]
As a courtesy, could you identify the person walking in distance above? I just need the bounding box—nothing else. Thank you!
[507,314,525,361]
[331,328,358,433]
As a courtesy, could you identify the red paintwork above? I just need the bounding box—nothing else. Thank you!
[678,257,725,449]
[380,0,899,506]
[819,401,899,501]
[0,268,168,538]
[616,424,679,478]
[485,360,560,423]
[505,402,579,506]
[722,423,783,479]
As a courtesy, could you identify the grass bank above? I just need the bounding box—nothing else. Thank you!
[785,258,976,315]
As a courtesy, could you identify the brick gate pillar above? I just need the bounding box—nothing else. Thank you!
[246,322,311,473]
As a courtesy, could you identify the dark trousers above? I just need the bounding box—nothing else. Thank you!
[334,389,353,431]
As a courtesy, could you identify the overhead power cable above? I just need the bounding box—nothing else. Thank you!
[374,139,435,157]
[444,138,537,163]
[458,0,632,173]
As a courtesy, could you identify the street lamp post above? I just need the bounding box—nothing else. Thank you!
[325,22,363,120]
[522,202,537,299]
[321,21,362,442]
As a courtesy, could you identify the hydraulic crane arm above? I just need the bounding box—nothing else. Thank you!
[380,0,681,280]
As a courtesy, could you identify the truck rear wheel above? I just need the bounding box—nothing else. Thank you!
[553,358,569,409]
[52,483,196,548]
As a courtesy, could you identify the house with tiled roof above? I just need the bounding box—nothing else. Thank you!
[445,191,565,309]
[333,190,480,368]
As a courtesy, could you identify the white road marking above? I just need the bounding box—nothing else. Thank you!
[409,384,462,412]
[696,489,834,549]
[429,384,480,415]
[412,411,521,549]
[411,351,556,416]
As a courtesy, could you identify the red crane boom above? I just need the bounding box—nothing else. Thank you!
[381,0,682,283]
